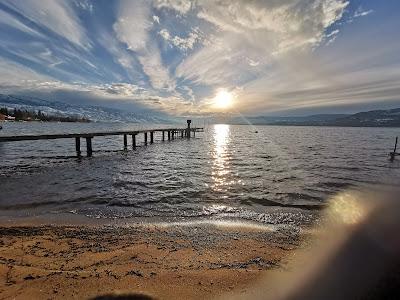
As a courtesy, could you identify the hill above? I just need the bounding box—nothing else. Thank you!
[224,109,400,127]
[0,94,175,124]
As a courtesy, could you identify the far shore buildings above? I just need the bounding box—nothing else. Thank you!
[0,113,16,121]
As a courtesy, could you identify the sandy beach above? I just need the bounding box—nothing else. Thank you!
[0,220,306,299]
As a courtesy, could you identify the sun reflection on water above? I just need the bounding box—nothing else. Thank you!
[211,124,234,192]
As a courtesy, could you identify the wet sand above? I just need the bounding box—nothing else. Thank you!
[0,221,306,299]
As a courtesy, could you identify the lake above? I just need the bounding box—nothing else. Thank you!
[0,122,399,226]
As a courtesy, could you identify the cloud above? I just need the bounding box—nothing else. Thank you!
[233,47,400,114]
[354,7,374,18]
[153,0,192,14]
[176,0,349,89]
[73,0,94,13]
[114,0,175,91]
[113,1,151,52]
[97,83,143,97]
[345,6,374,24]
[82,82,193,113]
[97,30,144,82]
[0,57,53,88]
[153,15,160,24]
[195,0,348,37]
[1,0,90,49]
[159,28,201,51]
[246,58,260,67]
[0,9,44,38]
[137,51,175,91]
[325,29,340,46]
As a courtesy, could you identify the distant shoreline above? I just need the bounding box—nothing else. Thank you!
[1,119,90,123]
[226,123,400,128]
[1,107,90,123]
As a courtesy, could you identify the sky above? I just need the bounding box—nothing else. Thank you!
[0,0,399,116]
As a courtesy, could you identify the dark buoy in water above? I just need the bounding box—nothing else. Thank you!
[255,130,258,133]
[390,137,398,161]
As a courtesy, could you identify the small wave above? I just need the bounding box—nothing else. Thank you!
[324,165,361,171]
[112,180,149,188]
[0,195,98,210]
[319,181,354,189]
[0,200,61,210]
[272,175,297,182]
[245,196,324,210]
[275,191,321,201]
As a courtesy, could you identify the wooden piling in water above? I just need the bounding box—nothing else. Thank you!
[86,137,93,157]
[168,131,171,141]
[150,131,154,144]
[144,132,148,145]
[131,134,136,150]
[75,137,81,157]
[187,120,191,138]
[123,134,128,150]
[162,131,165,141]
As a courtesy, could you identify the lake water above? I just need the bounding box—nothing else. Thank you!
[0,122,399,226]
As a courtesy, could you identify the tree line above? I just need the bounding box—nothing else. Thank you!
[0,107,90,122]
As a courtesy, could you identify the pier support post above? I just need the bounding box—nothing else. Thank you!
[131,134,136,150]
[181,130,184,138]
[150,131,154,144]
[162,131,165,141]
[86,137,93,157]
[144,132,148,145]
[123,134,128,150]
[172,131,174,140]
[193,130,196,137]
[75,137,81,157]
[168,131,171,141]
[186,120,191,139]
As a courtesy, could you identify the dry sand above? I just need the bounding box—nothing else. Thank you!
[0,221,306,299]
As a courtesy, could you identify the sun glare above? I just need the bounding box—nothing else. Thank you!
[214,89,234,109]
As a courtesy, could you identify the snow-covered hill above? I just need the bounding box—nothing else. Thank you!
[0,94,175,123]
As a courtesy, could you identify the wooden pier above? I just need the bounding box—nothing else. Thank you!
[0,121,203,157]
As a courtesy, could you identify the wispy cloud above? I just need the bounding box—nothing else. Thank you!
[0,57,53,87]
[153,0,192,14]
[234,46,400,114]
[73,0,94,13]
[354,7,374,18]
[159,28,201,51]
[1,0,91,49]
[0,9,44,38]
[114,0,175,91]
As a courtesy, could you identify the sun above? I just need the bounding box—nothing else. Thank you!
[213,89,234,109]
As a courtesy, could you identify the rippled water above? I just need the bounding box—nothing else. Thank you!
[0,122,399,225]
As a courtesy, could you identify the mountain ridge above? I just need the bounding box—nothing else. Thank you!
[227,108,400,127]
[0,94,176,124]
